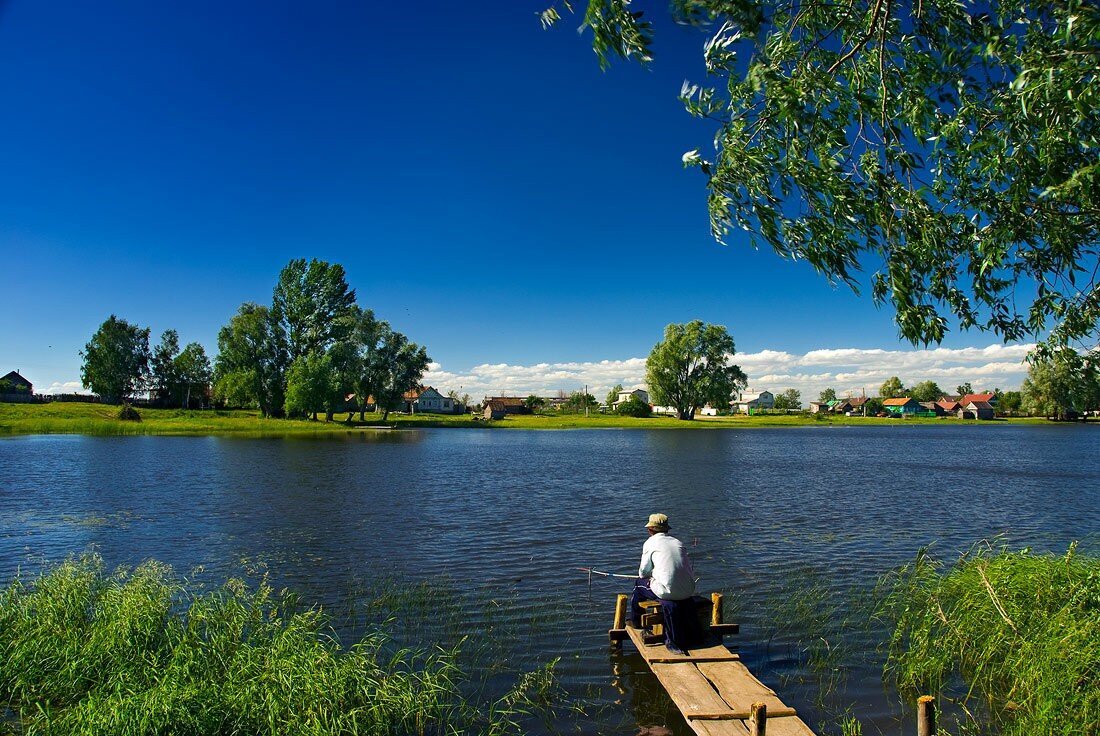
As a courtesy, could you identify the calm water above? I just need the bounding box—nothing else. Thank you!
[2,425,1098,734]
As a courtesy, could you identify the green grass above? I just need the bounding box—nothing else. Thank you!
[0,555,558,736]
[0,401,1049,436]
[874,543,1100,736]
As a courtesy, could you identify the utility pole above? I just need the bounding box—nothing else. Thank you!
[585,384,589,417]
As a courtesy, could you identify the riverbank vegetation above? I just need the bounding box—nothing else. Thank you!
[0,556,557,736]
[875,544,1099,736]
[0,401,1053,436]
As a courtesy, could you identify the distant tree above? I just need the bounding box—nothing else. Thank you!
[645,321,747,420]
[1022,353,1099,420]
[460,393,471,409]
[616,396,652,417]
[606,383,624,407]
[150,329,181,405]
[212,303,286,417]
[773,388,801,411]
[369,329,430,422]
[818,388,837,403]
[284,353,337,421]
[864,397,885,416]
[325,339,360,422]
[910,380,943,404]
[880,376,907,400]
[80,315,151,404]
[956,382,974,397]
[347,309,384,421]
[175,343,212,408]
[564,391,598,413]
[271,258,357,362]
[999,390,1023,416]
[525,394,547,412]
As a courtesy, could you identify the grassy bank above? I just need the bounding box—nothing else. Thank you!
[874,544,1099,736]
[0,556,555,736]
[0,401,1049,436]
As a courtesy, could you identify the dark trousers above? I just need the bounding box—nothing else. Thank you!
[629,578,705,654]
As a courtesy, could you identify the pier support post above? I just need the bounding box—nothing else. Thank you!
[610,594,628,647]
[917,696,935,736]
[711,592,723,626]
[749,701,767,736]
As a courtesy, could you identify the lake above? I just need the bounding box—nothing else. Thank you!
[1,424,1097,734]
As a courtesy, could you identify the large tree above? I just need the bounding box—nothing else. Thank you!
[284,352,339,421]
[368,328,431,422]
[547,1,1100,356]
[880,376,907,399]
[818,387,837,403]
[212,303,286,417]
[645,321,747,420]
[910,380,944,403]
[80,315,151,404]
[773,388,801,410]
[1021,353,1100,419]
[175,342,212,408]
[150,329,181,405]
[271,258,357,362]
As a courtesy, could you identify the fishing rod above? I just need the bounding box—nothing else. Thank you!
[577,567,635,581]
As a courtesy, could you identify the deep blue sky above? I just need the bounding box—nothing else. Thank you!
[0,1,1009,393]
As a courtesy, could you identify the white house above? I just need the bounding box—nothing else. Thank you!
[614,388,650,407]
[414,386,463,414]
[733,389,774,414]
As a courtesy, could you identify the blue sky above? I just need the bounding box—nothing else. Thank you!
[0,1,1031,398]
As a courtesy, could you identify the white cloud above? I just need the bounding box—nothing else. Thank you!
[424,344,1034,401]
[40,381,91,395]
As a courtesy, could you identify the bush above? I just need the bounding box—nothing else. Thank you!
[117,405,141,421]
[616,397,652,417]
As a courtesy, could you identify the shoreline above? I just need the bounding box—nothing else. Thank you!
[0,401,1062,437]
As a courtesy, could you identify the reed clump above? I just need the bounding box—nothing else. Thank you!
[875,542,1099,735]
[0,555,555,735]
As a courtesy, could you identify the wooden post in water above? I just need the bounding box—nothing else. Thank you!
[916,696,936,736]
[610,594,629,647]
[711,592,723,626]
[749,702,767,736]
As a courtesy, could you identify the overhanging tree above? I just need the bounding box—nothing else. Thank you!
[645,320,747,420]
[546,1,1100,357]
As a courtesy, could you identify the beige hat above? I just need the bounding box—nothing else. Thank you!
[645,513,670,531]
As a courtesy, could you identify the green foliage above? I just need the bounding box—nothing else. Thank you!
[524,394,547,411]
[909,380,943,404]
[772,388,801,410]
[80,315,151,404]
[271,258,357,362]
[999,390,1023,415]
[367,327,430,421]
[863,396,884,415]
[880,376,906,399]
[0,555,556,736]
[150,329,181,404]
[956,382,974,397]
[174,342,212,408]
[1021,350,1100,418]
[605,383,623,407]
[284,352,338,420]
[875,544,1100,736]
[552,0,1100,354]
[645,320,747,420]
[562,391,598,413]
[818,387,837,403]
[213,303,286,417]
[615,395,652,417]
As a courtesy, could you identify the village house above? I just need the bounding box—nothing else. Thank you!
[482,397,529,415]
[959,392,998,408]
[936,399,961,414]
[882,397,923,416]
[733,389,774,414]
[1,370,32,394]
[614,388,650,408]
[960,400,996,420]
[920,401,948,416]
[413,386,463,414]
[483,400,507,420]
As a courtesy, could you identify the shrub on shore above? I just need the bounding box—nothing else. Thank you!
[875,543,1099,736]
[0,555,555,735]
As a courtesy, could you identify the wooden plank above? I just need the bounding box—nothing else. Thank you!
[692,719,751,736]
[626,625,739,662]
[650,662,736,719]
[696,660,791,714]
[750,717,817,736]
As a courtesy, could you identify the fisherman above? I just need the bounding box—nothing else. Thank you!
[629,513,703,653]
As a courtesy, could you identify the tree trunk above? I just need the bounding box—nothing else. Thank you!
[381,408,390,421]
[325,409,334,422]
[311,411,317,421]
[359,406,365,422]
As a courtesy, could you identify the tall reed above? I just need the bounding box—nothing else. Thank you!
[874,542,1099,735]
[0,555,557,735]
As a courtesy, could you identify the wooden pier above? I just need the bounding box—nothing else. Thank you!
[610,593,817,736]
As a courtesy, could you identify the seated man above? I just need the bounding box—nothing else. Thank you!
[629,513,703,653]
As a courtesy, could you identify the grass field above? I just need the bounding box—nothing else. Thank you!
[0,401,1048,436]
